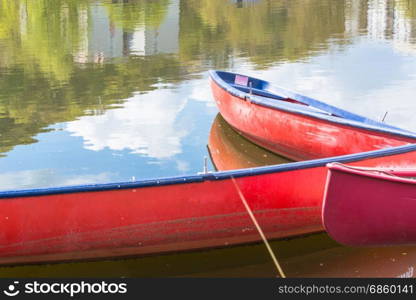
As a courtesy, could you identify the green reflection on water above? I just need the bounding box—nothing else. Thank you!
[0,0,186,156]
[179,0,350,67]
[2,232,415,278]
[0,233,338,278]
[105,0,170,31]
[0,0,375,158]
[1,0,415,158]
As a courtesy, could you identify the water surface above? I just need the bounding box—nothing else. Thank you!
[1,0,416,277]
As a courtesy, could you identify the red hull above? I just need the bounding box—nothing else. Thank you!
[1,178,319,266]
[323,163,416,246]
[210,73,415,160]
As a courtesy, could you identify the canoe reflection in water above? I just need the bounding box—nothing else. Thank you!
[2,232,416,278]
[208,114,292,171]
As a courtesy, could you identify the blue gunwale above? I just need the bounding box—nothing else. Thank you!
[1,143,416,198]
[209,70,416,139]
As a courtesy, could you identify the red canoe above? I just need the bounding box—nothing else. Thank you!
[2,143,416,265]
[323,163,416,246]
[209,70,416,160]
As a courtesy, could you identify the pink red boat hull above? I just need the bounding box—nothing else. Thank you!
[209,70,416,160]
[323,163,416,246]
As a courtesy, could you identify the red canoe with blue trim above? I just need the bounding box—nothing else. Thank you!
[2,144,416,265]
[209,70,416,160]
[323,163,416,246]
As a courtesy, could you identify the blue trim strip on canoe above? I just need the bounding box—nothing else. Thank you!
[1,143,416,198]
[209,70,416,138]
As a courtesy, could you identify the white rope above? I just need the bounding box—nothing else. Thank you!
[231,177,286,278]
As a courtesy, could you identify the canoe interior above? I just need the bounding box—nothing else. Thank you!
[215,71,327,114]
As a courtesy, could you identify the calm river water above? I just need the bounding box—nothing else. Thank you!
[1,0,416,277]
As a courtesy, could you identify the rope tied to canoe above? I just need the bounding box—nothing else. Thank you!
[230,176,286,278]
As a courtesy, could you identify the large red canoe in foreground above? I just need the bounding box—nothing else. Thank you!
[2,143,416,265]
[209,70,416,160]
[323,163,416,247]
